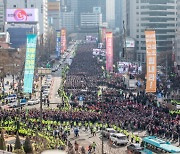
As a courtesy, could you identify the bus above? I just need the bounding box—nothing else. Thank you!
[141,136,180,154]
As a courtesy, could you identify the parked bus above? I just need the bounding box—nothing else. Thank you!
[141,136,180,154]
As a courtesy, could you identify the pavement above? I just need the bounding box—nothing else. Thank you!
[67,128,128,154]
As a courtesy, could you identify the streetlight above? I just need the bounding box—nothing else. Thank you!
[37,68,51,129]
[99,86,107,154]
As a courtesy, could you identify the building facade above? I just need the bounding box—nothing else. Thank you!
[106,0,115,29]
[175,1,180,74]
[48,1,60,30]
[80,13,102,28]
[122,0,177,63]
[0,0,4,32]
[60,11,75,32]
[6,0,48,40]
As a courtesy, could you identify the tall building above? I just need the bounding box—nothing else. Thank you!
[115,0,122,29]
[77,0,106,26]
[0,0,4,32]
[60,11,75,32]
[175,1,180,73]
[6,0,48,39]
[48,1,60,30]
[122,0,177,63]
[106,0,115,29]
[80,13,102,28]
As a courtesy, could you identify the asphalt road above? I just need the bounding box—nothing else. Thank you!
[68,128,128,154]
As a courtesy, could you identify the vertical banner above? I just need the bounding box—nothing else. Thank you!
[61,28,67,54]
[102,27,106,44]
[106,32,113,72]
[56,30,61,58]
[23,34,37,93]
[145,30,157,93]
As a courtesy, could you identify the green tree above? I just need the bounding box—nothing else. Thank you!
[14,132,21,150]
[23,136,33,154]
[0,130,6,150]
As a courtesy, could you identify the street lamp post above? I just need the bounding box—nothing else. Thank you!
[100,86,107,154]
[38,68,51,129]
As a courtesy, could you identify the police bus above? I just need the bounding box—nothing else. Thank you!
[141,136,180,154]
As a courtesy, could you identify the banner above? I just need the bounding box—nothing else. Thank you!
[106,32,113,72]
[56,30,61,58]
[6,9,38,22]
[23,34,37,93]
[145,30,157,93]
[61,28,67,54]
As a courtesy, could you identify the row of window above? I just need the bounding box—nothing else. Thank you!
[13,4,34,8]
[141,17,175,22]
[140,5,175,10]
[139,0,175,4]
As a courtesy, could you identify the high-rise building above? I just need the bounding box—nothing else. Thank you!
[106,0,115,29]
[0,0,4,32]
[122,0,177,63]
[77,0,106,26]
[60,11,75,32]
[6,0,48,39]
[175,1,180,73]
[80,13,102,28]
[115,0,122,29]
[48,1,60,30]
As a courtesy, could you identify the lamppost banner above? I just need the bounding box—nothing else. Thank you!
[61,28,67,54]
[106,32,113,72]
[56,30,61,58]
[23,34,37,93]
[145,30,157,93]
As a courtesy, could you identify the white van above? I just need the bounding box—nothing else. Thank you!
[110,133,128,146]
[102,128,116,138]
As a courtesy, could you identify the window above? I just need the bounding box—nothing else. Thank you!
[13,5,16,8]
[31,4,34,8]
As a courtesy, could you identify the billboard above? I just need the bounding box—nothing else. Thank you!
[6,9,38,22]
[126,39,135,48]
[61,28,67,54]
[106,32,113,72]
[56,30,61,58]
[23,34,37,93]
[145,30,157,93]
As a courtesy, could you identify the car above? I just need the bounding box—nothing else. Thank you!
[127,144,144,154]
[102,128,116,138]
[110,133,128,146]
[5,94,17,101]
[27,99,40,105]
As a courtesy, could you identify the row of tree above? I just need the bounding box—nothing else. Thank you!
[0,130,33,154]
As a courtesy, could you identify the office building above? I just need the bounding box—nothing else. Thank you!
[6,0,48,41]
[80,13,102,28]
[122,0,177,63]
[48,1,60,30]
[0,0,4,32]
[106,0,115,29]
[60,11,75,32]
[77,0,106,26]
[175,1,180,74]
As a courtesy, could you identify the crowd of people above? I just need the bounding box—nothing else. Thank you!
[0,42,179,153]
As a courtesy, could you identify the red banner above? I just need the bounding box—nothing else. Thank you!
[61,28,67,54]
[145,30,157,93]
[106,32,113,72]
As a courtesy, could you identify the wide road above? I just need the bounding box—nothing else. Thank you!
[68,128,128,154]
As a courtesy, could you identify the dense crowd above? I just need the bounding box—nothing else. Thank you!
[0,43,179,153]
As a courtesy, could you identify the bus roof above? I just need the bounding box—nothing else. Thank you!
[143,136,180,153]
